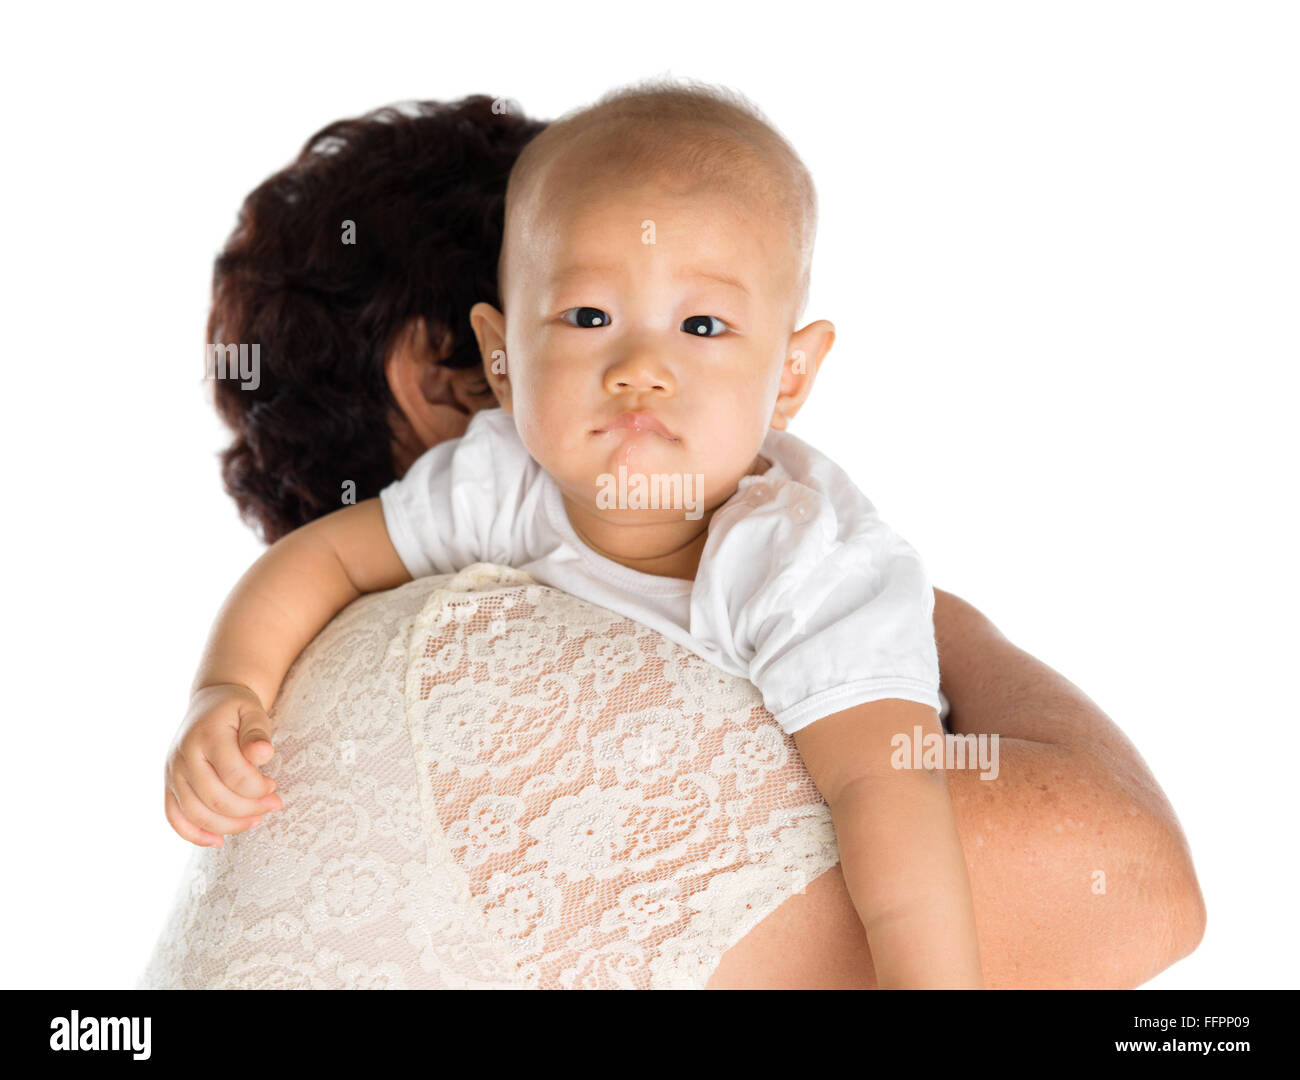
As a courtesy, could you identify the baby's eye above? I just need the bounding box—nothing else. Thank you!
[681,315,729,337]
[560,307,611,328]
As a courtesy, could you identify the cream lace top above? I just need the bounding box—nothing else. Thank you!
[138,564,843,989]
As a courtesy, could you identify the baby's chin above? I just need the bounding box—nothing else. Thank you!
[563,440,733,516]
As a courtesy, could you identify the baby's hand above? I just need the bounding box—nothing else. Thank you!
[163,683,283,848]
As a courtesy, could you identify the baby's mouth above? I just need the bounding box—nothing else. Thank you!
[591,410,680,441]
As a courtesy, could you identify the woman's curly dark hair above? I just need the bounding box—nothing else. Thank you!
[207,96,548,544]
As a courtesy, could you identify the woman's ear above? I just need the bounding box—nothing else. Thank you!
[385,317,487,475]
[470,301,513,414]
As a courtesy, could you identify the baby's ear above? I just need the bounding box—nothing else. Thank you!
[772,319,835,428]
[470,302,513,412]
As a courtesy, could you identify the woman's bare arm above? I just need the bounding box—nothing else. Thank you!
[932,586,1206,988]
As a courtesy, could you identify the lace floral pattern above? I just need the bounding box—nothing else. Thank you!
[138,564,840,990]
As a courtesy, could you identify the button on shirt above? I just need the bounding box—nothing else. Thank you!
[379,407,947,736]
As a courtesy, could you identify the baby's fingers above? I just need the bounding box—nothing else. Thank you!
[193,750,282,817]
[209,735,279,802]
[174,771,267,838]
[164,786,226,847]
[172,774,263,842]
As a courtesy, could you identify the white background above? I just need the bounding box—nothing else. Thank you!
[2,0,1295,991]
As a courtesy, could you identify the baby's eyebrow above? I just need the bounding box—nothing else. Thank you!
[687,268,751,297]
[548,263,751,297]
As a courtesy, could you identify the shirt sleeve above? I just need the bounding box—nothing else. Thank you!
[378,411,527,579]
[743,512,943,737]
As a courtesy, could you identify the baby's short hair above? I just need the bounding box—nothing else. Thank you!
[503,75,817,323]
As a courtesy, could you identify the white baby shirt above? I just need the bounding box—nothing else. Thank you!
[379,407,949,736]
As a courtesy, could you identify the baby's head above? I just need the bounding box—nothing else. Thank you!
[472,76,835,522]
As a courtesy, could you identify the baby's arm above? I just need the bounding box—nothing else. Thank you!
[190,498,410,709]
[793,697,985,989]
[165,499,410,846]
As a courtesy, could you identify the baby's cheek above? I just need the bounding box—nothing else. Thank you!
[705,412,763,463]
[513,411,550,458]
[518,412,578,475]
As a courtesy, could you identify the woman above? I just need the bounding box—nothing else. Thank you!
[146,95,1205,988]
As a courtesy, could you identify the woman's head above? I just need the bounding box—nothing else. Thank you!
[208,96,547,543]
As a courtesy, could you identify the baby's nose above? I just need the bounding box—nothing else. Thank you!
[604,355,674,395]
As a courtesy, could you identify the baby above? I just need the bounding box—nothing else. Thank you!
[166,80,984,989]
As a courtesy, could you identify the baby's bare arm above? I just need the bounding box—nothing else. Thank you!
[794,698,984,988]
[166,499,410,847]
[192,498,411,711]
[831,770,984,988]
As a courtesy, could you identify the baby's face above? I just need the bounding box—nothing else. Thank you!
[476,173,820,522]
